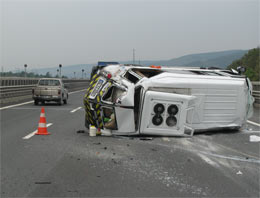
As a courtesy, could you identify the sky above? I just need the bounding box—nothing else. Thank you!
[1,0,259,71]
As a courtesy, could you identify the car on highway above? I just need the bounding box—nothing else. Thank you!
[32,78,68,105]
[84,64,254,136]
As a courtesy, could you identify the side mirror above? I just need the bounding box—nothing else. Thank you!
[236,66,246,74]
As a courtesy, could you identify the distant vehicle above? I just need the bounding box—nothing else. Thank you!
[84,64,254,136]
[32,78,68,105]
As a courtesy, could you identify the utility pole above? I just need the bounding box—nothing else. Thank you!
[57,69,59,77]
[59,64,62,78]
[24,64,27,78]
[74,72,76,79]
[133,48,135,65]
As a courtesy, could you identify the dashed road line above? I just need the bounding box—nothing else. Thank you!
[200,151,260,164]
[247,120,260,127]
[68,89,87,95]
[0,101,34,110]
[241,130,260,134]
[70,107,82,113]
[155,142,260,165]
[23,123,53,140]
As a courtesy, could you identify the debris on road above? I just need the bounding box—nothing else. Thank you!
[84,64,254,137]
[236,171,243,175]
[249,135,260,142]
[35,182,52,184]
[101,129,112,136]
[111,158,121,164]
[139,137,153,141]
[77,130,85,133]
[89,125,97,136]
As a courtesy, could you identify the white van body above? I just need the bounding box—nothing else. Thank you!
[84,65,254,136]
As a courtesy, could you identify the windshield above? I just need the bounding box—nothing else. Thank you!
[39,79,60,86]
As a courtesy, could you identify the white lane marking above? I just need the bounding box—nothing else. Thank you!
[0,88,88,111]
[23,123,53,140]
[68,89,87,95]
[247,120,260,127]
[154,142,260,165]
[200,151,260,164]
[70,106,82,113]
[0,101,33,110]
[198,153,219,167]
[241,130,260,134]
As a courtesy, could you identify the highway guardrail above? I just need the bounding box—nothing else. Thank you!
[0,78,89,104]
[252,81,260,107]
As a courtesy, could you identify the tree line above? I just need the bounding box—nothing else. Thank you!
[227,47,259,81]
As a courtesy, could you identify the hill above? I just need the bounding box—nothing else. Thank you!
[26,49,248,78]
[136,50,248,68]
[227,48,260,81]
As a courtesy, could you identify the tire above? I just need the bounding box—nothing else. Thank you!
[34,100,38,105]
[58,98,62,106]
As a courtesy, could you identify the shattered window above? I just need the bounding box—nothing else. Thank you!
[132,68,163,78]
[124,70,141,84]
[102,86,126,103]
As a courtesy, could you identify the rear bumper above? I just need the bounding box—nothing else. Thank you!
[33,95,61,102]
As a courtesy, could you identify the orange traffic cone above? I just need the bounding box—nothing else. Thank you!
[35,107,50,135]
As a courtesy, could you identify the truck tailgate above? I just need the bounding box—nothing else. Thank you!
[35,86,60,96]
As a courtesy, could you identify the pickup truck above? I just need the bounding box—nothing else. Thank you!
[32,78,68,105]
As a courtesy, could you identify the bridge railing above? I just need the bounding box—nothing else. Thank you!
[0,77,89,104]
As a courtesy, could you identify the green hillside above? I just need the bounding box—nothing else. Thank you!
[227,48,260,81]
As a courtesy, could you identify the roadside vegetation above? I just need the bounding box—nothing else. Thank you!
[227,47,260,81]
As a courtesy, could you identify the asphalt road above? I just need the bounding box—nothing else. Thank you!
[1,89,260,197]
